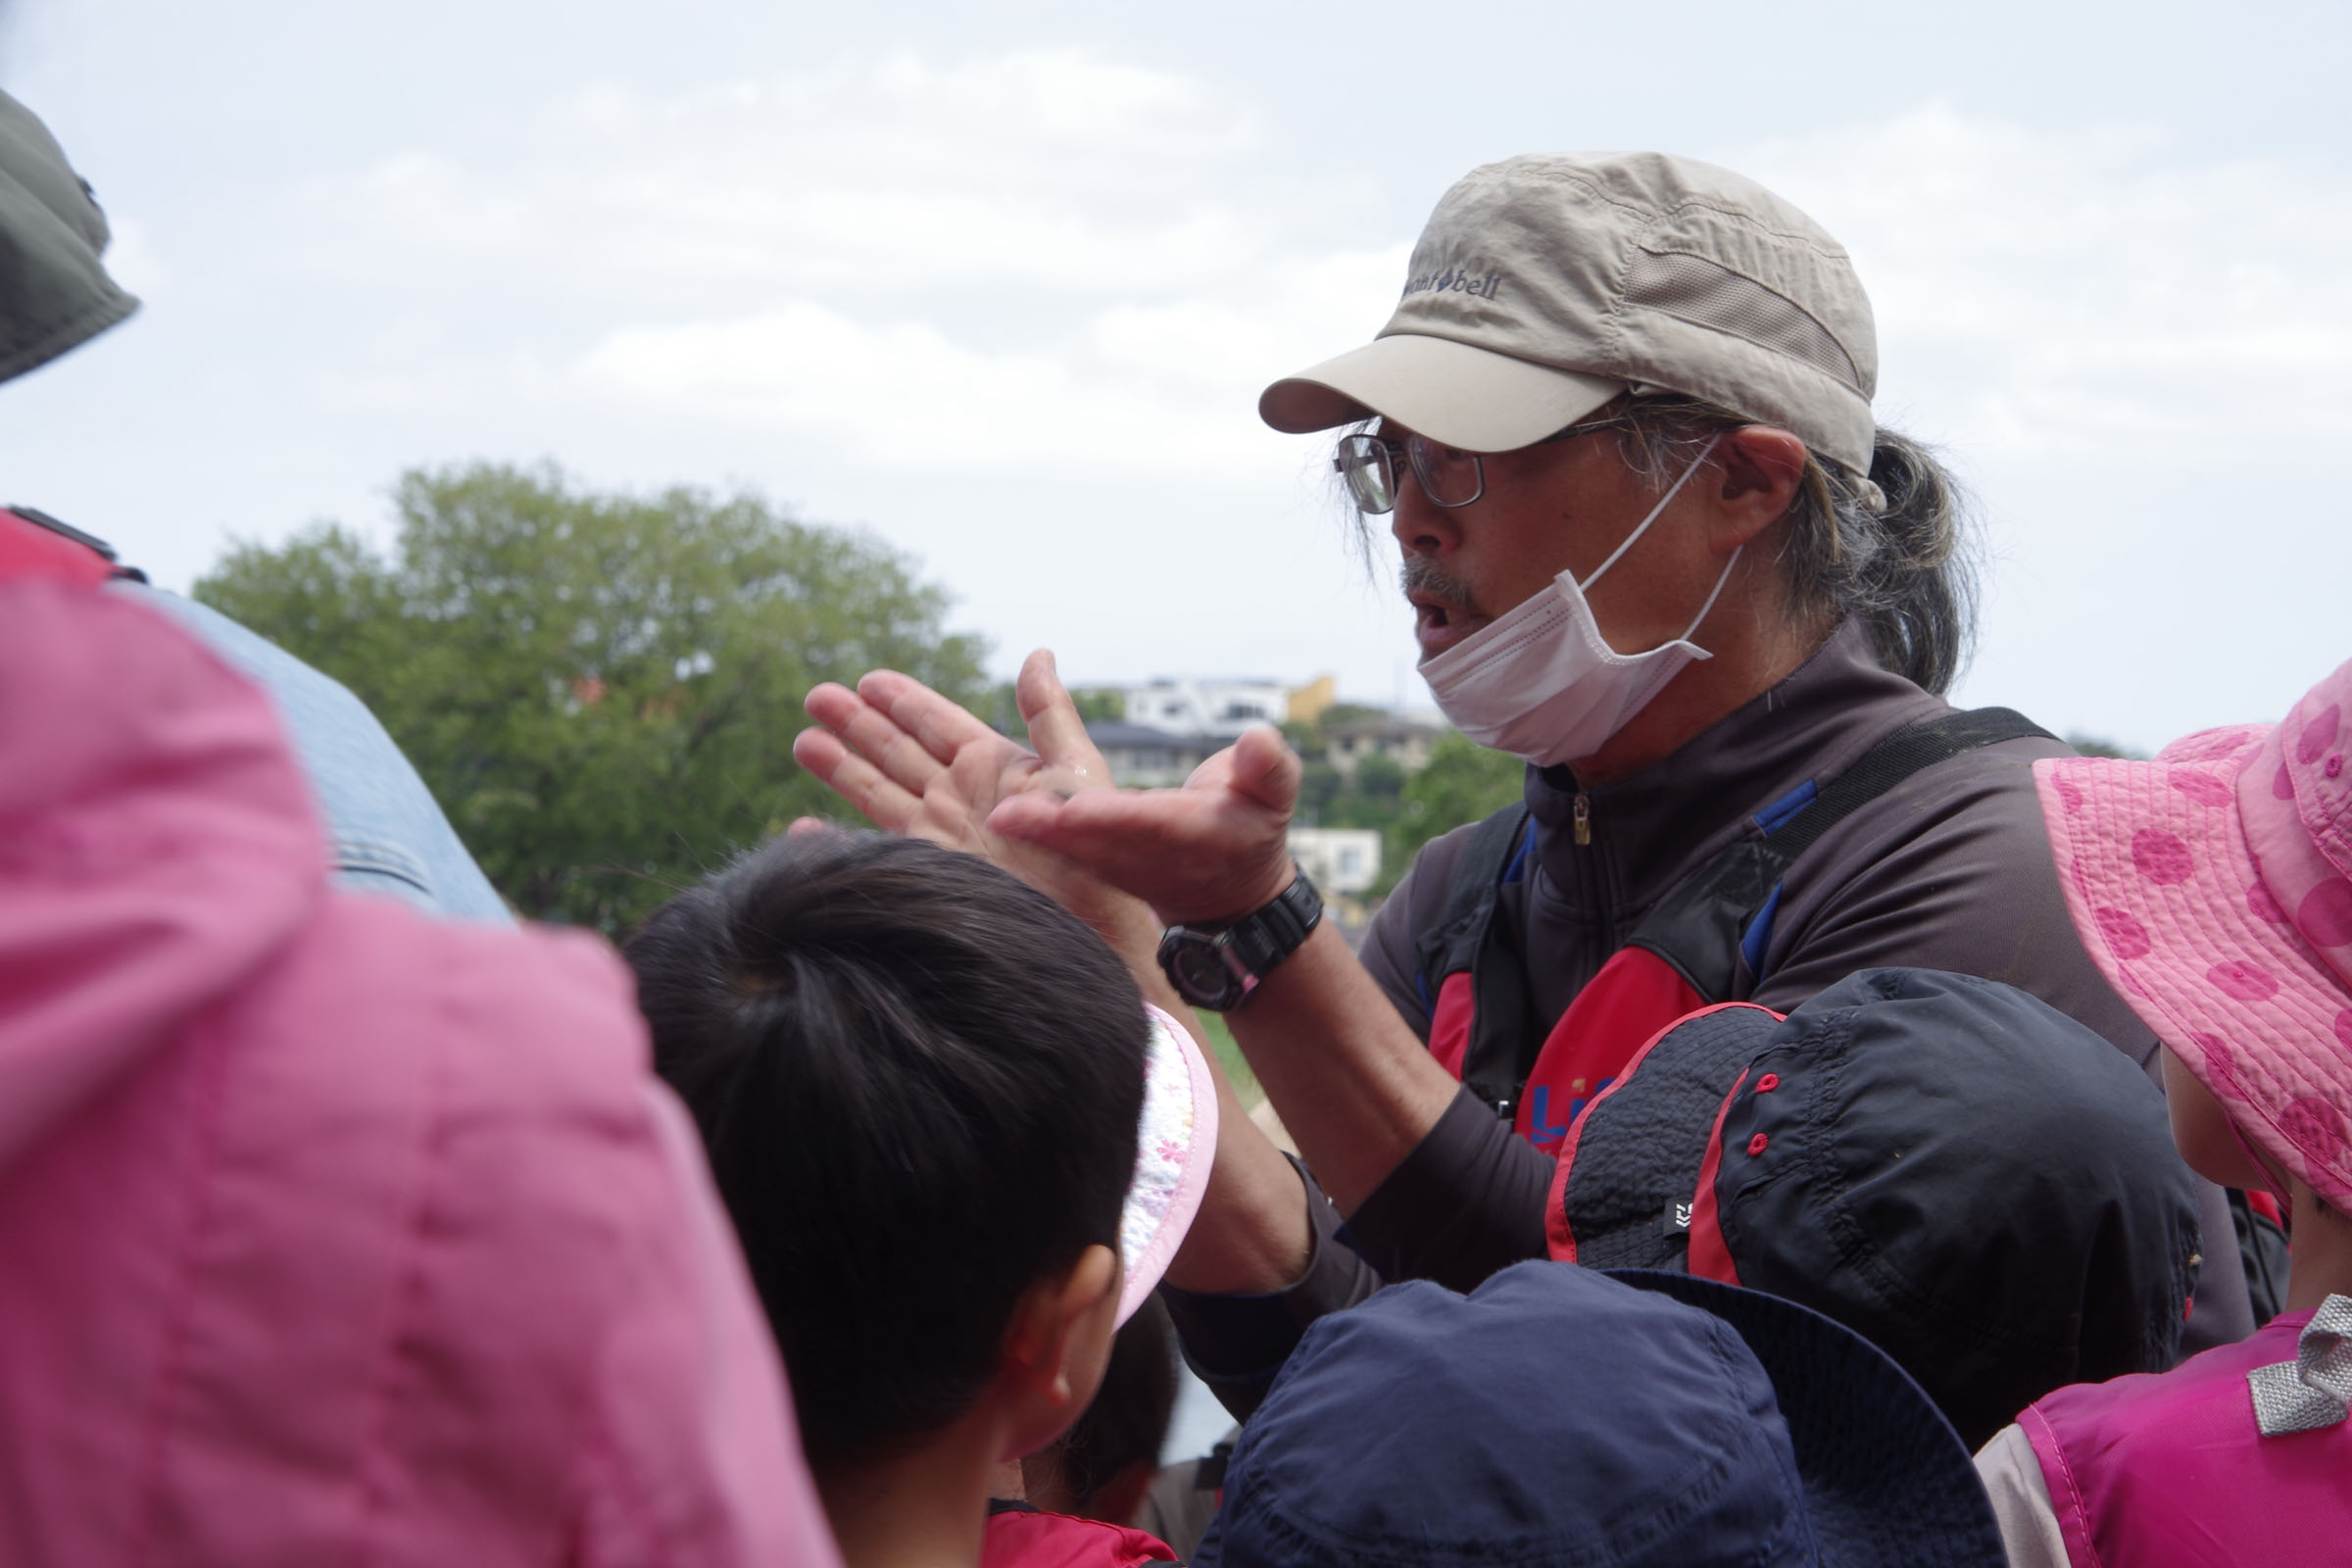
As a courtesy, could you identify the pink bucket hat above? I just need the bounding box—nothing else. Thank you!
[2034,661,2352,1209]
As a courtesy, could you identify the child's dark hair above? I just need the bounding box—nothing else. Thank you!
[627,831,1149,1471]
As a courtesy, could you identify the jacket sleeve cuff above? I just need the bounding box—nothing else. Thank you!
[1160,1155,1382,1422]
[1335,1084,1553,1292]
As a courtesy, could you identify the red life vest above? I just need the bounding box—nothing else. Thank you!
[1414,708,2053,1155]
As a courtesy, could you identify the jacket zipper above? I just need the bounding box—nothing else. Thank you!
[1573,793,1591,847]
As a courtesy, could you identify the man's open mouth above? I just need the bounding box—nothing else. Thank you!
[1410,594,1487,659]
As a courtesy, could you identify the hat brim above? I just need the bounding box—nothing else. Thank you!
[1257,332,1623,453]
[2035,742,2352,1208]
[1610,1270,2004,1568]
[1117,1004,1219,1324]
[1548,1002,1780,1269]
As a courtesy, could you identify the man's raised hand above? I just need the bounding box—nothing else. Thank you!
[799,647,1304,928]
[793,649,1137,930]
[989,723,1301,926]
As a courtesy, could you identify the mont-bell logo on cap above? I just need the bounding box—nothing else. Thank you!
[1401,262,1505,302]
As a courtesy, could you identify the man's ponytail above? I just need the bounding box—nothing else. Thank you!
[1619,399,1980,695]
[1841,427,1977,695]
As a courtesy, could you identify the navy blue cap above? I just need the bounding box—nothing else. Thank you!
[1555,968,2201,1447]
[1196,1260,2003,1568]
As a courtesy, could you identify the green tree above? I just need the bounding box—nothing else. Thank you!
[197,462,989,934]
[1380,733,1528,894]
[2064,732,2146,760]
[1071,689,1127,723]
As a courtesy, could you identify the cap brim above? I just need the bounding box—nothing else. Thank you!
[1116,1004,1219,1325]
[1258,333,1624,452]
[2035,738,2352,1208]
[1549,1002,1780,1269]
[1610,1270,2004,1568]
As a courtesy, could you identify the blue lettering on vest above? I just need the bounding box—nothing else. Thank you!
[1528,1077,1619,1152]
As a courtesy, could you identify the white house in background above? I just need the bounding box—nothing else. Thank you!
[1289,827,1383,897]
[1085,722,1221,788]
[1122,678,1290,740]
[1324,714,1447,778]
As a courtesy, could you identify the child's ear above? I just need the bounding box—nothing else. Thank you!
[997,1243,1123,1460]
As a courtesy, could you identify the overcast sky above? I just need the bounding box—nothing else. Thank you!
[4,0,2347,750]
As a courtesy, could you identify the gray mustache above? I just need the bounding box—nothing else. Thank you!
[1399,558,1473,610]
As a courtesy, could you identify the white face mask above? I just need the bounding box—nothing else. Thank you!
[1418,438,1733,768]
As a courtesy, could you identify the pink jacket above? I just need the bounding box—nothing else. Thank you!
[2017,1306,2351,1567]
[0,578,842,1566]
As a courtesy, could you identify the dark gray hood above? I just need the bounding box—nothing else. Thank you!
[0,90,136,383]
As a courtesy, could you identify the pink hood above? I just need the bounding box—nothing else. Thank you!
[0,578,840,1565]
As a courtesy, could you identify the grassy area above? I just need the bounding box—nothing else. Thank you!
[1192,1008,1261,1108]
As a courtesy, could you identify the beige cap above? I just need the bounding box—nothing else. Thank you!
[1261,153,1878,479]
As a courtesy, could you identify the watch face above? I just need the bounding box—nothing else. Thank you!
[1164,931,1248,1010]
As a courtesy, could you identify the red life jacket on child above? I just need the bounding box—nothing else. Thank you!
[1414,708,2052,1154]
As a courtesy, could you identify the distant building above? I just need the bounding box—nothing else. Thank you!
[1324,714,1446,778]
[1085,721,1220,788]
[1289,827,1382,897]
[1122,678,1289,740]
[1285,674,1339,730]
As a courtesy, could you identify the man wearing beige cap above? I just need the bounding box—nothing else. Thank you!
[797,152,2259,1389]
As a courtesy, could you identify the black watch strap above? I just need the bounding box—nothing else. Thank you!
[1219,875,1323,974]
[1156,872,1324,1010]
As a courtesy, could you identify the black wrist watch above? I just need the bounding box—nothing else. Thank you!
[1155,872,1324,1011]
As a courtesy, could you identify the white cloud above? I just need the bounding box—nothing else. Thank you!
[282,46,1404,471]
[1739,104,2352,456]
[575,240,1405,476]
[264,60,2351,743]
[285,48,1290,302]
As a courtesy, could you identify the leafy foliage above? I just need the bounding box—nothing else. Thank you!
[2064,731,2147,761]
[1382,734,1527,894]
[198,462,988,933]
[1071,689,1127,723]
[1291,710,1527,900]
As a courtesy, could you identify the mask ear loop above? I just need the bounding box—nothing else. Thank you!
[1576,435,1722,593]
[1677,540,1742,646]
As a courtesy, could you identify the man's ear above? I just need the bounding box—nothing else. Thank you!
[1710,425,1810,550]
[996,1244,1123,1460]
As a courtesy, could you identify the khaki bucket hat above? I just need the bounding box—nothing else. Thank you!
[1261,152,1879,483]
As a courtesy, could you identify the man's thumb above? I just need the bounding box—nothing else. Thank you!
[1229,725,1301,814]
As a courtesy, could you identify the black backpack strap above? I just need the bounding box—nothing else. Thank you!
[1411,803,1542,1116]
[1411,802,1530,1012]
[1625,706,2055,1002]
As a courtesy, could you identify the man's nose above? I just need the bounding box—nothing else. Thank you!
[1390,484,1460,557]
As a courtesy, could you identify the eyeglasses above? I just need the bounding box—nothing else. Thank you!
[1333,415,1633,514]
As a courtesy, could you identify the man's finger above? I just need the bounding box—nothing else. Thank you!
[858,668,1006,767]
[804,681,865,731]
[792,727,925,834]
[1015,649,1110,785]
[1228,726,1303,814]
[819,687,970,798]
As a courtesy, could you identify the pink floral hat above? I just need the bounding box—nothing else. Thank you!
[2034,661,2352,1209]
[1116,1004,1219,1325]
